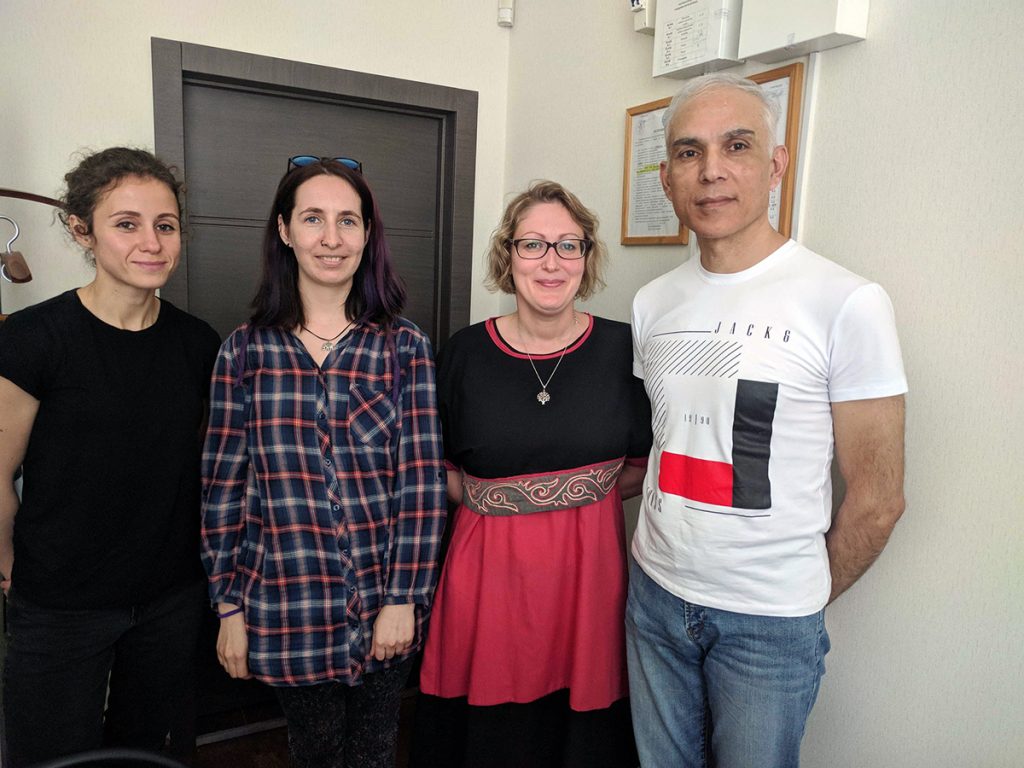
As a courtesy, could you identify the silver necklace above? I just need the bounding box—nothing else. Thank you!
[301,321,354,352]
[518,313,577,406]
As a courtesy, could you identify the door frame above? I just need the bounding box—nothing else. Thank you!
[151,37,476,343]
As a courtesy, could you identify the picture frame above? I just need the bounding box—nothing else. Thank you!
[621,97,688,246]
[748,62,804,238]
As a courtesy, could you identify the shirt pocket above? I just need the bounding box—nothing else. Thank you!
[347,383,397,447]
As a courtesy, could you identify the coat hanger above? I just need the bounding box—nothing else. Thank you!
[0,188,63,316]
[1,214,33,284]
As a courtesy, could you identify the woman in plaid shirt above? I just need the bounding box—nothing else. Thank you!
[201,157,446,768]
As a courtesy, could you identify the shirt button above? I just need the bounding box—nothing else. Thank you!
[318,411,326,419]
[324,459,332,466]
[341,549,350,557]
[333,504,340,511]
[348,586,356,593]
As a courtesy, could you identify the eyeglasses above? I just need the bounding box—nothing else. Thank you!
[287,155,363,173]
[509,238,592,260]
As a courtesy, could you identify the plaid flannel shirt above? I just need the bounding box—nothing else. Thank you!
[200,319,446,686]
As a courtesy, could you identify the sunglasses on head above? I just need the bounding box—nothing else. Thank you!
[287,155,363,173]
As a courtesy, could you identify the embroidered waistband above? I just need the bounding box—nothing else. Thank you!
[461,458,625,517]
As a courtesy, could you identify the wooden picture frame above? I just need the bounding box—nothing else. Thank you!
[621,97,688,246]
[748,62,804,239]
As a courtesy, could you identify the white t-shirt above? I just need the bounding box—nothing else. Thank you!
[631,240,907,616]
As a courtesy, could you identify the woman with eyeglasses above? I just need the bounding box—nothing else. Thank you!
[413,181,652,768]
[0,147,221,765]
[201,157,446,768]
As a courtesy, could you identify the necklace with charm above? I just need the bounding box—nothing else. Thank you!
[301,321,354,352]
[518,313,578,405]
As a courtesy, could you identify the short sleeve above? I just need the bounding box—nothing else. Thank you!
[626,371,653,460]
[0,309,54,399]
[435,337,460,468]
[631,302,646,380]
[828,283,908,402]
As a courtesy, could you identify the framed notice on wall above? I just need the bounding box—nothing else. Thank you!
[621,98,687,246]
[748,62,804,238]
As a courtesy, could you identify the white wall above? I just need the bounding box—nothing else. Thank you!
[505,1,1024,766]
[2,1,1022,765]
[0,0,511,321]
[796,3,1024,765]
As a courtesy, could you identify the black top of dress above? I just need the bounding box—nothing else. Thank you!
[437,315,652,479]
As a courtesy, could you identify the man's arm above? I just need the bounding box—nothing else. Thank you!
[826,394,906,603]
[0,376,40,592]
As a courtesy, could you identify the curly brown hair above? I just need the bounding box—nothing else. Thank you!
[59,147,183,239]
[485,180,607,300]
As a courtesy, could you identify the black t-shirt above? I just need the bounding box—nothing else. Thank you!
[0,290,221,609]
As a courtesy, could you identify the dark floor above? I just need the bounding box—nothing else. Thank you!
[194,689,417,768]
[196,726,289,768]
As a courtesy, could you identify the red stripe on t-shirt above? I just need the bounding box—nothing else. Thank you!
[658,451,733,506]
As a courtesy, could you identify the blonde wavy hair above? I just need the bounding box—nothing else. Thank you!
[485,180,607,300]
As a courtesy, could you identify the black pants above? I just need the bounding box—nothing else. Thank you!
[2,580,204,767]
[411,690,638,768]
[274,659,412,768]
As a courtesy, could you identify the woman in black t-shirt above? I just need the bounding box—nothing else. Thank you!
[0,148,220,766]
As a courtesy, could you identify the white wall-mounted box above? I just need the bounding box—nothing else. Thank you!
[653,0,743,79]
[633,0,657,36]
[738,0,869,63]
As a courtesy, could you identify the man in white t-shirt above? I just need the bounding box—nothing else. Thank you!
[627,72,907,768]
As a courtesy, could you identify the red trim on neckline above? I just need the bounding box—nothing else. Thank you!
[485,314,594,360]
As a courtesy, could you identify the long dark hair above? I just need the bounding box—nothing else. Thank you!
[249,160,406,329]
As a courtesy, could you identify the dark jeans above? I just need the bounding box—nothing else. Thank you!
[274,659,412,768]
[2,580,205,768]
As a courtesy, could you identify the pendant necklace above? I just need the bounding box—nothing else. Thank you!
[518,313,577,406]
[301,320,354,352]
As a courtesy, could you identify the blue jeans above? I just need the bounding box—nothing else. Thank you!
[625,560,829,768]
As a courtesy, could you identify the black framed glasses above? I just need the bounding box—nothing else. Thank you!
[287,155,363,173]
[509,238,592,260]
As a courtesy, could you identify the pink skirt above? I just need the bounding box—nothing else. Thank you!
[419,490,629,712]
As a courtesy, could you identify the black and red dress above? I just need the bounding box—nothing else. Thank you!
[416,314,652,767]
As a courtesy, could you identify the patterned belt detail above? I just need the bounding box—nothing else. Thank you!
[461,457,625,517]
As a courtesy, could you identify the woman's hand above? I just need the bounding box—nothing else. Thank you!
[617,462,648,500]
[216,605,251,679]
[0,377,39,599]
[0,555,12,596]
[446,468,463,505]
[371,603,415,661]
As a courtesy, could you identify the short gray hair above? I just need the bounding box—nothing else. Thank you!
[662,73,780,156]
